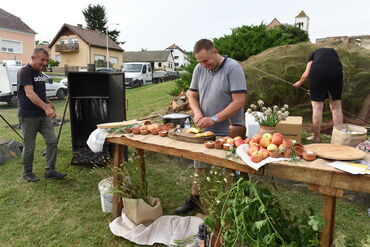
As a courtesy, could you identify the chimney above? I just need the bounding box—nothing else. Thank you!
[77,24,83,28]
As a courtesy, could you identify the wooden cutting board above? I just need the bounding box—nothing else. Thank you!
[304,144,366,160]
[97,119,143,129]
[168,129,216,143]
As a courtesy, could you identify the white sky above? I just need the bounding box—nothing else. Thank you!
[2,0,370,52]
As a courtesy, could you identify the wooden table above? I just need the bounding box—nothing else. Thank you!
[106,134,370,247]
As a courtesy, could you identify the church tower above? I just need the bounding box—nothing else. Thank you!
[295,10,309,32]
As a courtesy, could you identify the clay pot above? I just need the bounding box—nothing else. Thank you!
[157,124,165,131]
[164,123,174,130]
[282,138,293,148]
[293,143,305,157]
[214,140,223,149]
[159,130,168,137]
[149,128,159,135]
[143,120,152,125]
[269,150,281,158]
[223,143,233,150]
[140,129,149,135]
[132,126,141,134]
[283,149,292,158]
[228,124,246,139]
[302,150,318,161]
[125,127,132,133]
[204,141,215,148]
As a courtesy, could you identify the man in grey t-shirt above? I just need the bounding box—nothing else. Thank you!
[175,39,246,214]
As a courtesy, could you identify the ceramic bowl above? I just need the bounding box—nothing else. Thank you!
[125,127,132,133]
[143,120,152,125]
[204,141,215,148]
[223,143,233,150]
[132,126,141,134]
[302,150,318,161]
[164,123,174,130]
[159,130,168,137]
[149,128,159,135]
[283,149,292,158]
[214,140,223,149]
[293,143,305,157]
[140,129,149,135]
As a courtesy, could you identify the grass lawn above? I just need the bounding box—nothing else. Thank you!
[0,80,369,247]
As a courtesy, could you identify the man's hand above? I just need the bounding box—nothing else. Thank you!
[197,117,214,128]
[44,105,56,118]
[193,113,203,125]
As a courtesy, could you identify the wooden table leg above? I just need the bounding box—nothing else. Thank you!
[320,195,336,247]
[112,144,124,219]
[136,148,147,195]
[308,185,343,247]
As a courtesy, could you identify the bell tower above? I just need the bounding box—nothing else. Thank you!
[295,10,310,32]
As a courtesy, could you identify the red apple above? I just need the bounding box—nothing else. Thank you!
[251,151,263,163]
[244,137,252,144]
[259,137,270,148]
[235,138,244,147]
[247,146,259,156]
[234,136,242,141]
[271,132,283,146]
[259,147,269,159]
[251,134,262,144]
[262,133,272,141]
[249,142,259,148]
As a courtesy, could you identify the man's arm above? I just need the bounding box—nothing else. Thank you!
[188,90,203,124]
[197,92,246,128]
[24,85,56,118]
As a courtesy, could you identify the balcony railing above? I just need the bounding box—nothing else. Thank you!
[55,43,79,52]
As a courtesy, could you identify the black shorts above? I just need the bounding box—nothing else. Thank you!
[309,64,343,102]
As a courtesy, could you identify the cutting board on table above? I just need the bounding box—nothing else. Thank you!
[168,129,216,143]
[304,144,366,160]
[97,119,143,129]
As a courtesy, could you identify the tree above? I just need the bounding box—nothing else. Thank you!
[82,4,120,43]
[213,24,309,61]
[47,59,59,72]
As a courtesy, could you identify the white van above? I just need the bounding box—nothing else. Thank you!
[0,64,68,107]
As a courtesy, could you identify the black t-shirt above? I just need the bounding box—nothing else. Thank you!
[18,64,47,117]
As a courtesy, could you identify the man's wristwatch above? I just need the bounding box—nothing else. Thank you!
[211,115,219,123]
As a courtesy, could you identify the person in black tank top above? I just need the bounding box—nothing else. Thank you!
[293,48,344,143]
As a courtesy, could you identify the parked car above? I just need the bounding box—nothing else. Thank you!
[0,64,68,107]
[164,71,179,81]
[122,62,167,87]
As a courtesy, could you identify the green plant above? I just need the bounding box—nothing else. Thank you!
[247,99,289,127]
[211,178,323,246]
[47,59,59,72]
[92,156,149,204]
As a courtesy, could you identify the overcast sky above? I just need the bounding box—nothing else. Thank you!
[2,0,370,52]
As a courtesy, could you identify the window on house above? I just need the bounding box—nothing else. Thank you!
[158,62,162,67]
[109,57,118,65]
[297,22,303,28]
[174,56,179,59]
[175,63,179,67]
[70,39,78,44]
[60,39,68,44]
[1,39,22,53]
[94,54,105,61]
[55,55,61,62]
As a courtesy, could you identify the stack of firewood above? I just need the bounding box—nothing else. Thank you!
[167,92,191,114]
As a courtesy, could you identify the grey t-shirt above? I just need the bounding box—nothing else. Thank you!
[189,57,247,136]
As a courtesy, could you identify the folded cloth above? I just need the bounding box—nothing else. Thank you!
[87,128,109,153]
[109,213,203,246]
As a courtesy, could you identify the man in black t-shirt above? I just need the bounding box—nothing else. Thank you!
[18,48,67,182]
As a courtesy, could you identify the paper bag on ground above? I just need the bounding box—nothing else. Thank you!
[331,123,367,147]
[122,197,163,226]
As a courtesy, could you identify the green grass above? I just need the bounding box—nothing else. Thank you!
[0,81,369,247]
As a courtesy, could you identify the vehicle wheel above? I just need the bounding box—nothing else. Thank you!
[139,80,144,87]
[56,89,66,100]
[7,95,18,107]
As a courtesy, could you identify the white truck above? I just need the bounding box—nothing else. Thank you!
[122,62,167,88]
[0,63,68,107]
